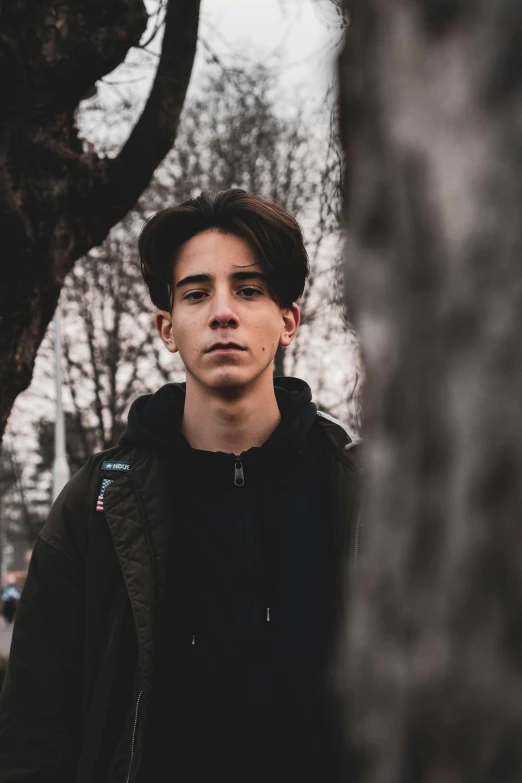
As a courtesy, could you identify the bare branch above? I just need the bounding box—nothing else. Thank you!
[101,0,201,229]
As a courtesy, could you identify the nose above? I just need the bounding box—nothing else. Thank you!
[209,289,239,329]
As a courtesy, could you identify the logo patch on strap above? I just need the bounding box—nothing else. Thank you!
[101,461,130,472]
[96,478,114,513]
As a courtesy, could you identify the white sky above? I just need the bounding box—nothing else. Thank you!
[77,0,343,155]
[200,0,342,100]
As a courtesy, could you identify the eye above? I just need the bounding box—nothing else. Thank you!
[184,291,208,302]
[239,287,262,298]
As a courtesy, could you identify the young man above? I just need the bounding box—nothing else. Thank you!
[0,189,361,782]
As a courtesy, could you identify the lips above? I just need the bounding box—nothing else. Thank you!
[206,342,245,353]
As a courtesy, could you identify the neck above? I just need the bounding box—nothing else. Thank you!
[181,372,281,455]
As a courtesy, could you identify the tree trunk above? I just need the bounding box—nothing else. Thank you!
[0,0,201,442]
[339,1,522,780]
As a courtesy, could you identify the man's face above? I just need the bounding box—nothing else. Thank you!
[156,230,300,391]
[155,229,300,393]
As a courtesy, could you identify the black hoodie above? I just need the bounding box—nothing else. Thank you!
[122,378,343,782]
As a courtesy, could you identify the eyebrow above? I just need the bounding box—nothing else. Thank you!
[175,271,268,289]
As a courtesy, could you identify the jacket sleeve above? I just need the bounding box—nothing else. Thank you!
[0,470,89,782]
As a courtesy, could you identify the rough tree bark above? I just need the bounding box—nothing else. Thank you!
[339,1,522,781]
[0,0,201,442]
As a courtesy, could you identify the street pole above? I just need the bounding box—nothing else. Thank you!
[52,306,70,503]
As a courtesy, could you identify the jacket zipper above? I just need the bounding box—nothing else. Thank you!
[234,455,245,486]
[125,689,143,783]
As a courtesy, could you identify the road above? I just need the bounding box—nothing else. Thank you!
[0,622,13,658]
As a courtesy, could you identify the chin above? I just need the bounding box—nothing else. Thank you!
[199,366,260,393]
[208,371,250,390]
[186,360,271,393]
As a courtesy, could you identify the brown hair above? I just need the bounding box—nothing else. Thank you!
[138,188,309,310]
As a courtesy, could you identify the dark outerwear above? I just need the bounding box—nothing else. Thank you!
[0,378,361,783]
[135,379,343,782]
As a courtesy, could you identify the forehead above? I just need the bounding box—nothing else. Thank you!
[173,229,262,282]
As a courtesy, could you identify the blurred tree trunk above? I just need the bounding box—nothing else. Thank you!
[339,1,522,780]
[0,0,200,443]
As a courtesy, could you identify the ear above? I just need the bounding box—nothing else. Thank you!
[155,310,178,354]
[279,303,300,347]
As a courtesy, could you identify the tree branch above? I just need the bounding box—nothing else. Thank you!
[100,0,201,229]
[0,0,148,118]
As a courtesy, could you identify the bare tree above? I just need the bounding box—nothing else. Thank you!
[0,0,201,443]
[339,1,522,780]
[0,444,43,576]
[146,63,326,229]
[58,223,183,454]
[6,224,182,526]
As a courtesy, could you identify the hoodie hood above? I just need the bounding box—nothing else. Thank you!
[121,377,317,477]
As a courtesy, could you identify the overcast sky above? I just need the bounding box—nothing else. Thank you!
[77,0,342,150]
[198,0,341,102]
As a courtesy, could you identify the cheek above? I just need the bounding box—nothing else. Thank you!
[255,319,281,354]
[171,321,192,352]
